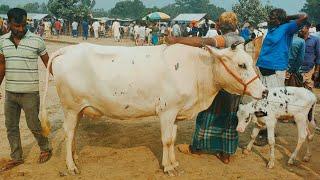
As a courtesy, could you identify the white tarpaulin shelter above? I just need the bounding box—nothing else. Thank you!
[27,13,51,20]
[173,13,207,23]
[0,13,50,20]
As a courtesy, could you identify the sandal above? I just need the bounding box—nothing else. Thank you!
[38,150,52,164]
[0,160,24,172]
[216,153,230,164]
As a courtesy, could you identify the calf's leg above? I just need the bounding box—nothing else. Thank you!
[243,127,261,155]
[288,116,307,165]
[303,121,314,162]
[266,120,276,169]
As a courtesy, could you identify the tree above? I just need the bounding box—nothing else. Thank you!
[23,2,40,13]
[92,8,109,17]
[39,2,49,13]
[161,0,225,20]
[48,0,95,20]
[0,4,10,14]
[109,0,146,19]
[232,0,274,26]
[302,0,320,24]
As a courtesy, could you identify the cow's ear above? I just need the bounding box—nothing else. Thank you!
[204,46,222,60]
[254,111,267,117]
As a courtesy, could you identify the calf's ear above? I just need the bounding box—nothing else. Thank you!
[254,111,267,117]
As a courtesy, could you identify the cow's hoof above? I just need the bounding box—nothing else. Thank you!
[68,166,80,175]
[267,161,274,169]
[164,165,182,176]
[242,149,251,155]
[287,159,295,165]
[166,169,183,176]
[171,161,179,169]
[165,169,177,177]
[303,155,311,162]
[174,166,184,176]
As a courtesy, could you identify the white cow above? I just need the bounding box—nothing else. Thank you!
[40,43,267,175]
[237,87,317,169]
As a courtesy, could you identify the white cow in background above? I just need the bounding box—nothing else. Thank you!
[237,87,317,169]
[40,43,267,175]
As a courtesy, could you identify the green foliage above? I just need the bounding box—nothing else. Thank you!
[0,4,10,14]
[232,0,274,26]
[109,0,146,19]
[47,0,95,20]
[161,0,225,20]
[92,8,109,17]
[19,2,49,13]
[302,0,320,24]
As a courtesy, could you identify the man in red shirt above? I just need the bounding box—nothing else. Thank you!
[54,19,61,38]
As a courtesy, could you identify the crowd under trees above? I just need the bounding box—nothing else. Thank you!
[0,0,319,25]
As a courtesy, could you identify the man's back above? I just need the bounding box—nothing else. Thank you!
[72,21,78,30]
[257,21,299,71]
[288,36,305,73]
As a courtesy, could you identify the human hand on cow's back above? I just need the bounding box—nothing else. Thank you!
[164,36,177,44]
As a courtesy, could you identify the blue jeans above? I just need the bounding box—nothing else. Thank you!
[72,30,78,37]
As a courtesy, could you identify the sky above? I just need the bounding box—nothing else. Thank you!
[0,0,306,14]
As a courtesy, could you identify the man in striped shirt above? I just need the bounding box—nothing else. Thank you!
[0,8,52,172]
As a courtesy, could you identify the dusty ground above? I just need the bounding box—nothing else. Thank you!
[0,37,320,179]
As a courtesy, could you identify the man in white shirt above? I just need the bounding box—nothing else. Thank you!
[133,23,139,41]
[172,21,181,37]
[205,23,218,38]
[137,24,146,46]
[92,21,100,39]
[71,21,78,37]
[112,20,121,42]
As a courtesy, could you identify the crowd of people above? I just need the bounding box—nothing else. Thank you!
[0,6,319,173]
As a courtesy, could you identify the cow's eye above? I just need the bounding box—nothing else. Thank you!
[238,63,247,69]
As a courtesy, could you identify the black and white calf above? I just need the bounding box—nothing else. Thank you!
[236,87,317,169]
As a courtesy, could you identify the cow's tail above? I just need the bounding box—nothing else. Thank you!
[40,48,66,137]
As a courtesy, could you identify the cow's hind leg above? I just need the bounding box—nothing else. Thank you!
[243,127,261,155]
[159,109,180,176]
[288,115,307,165]
[169,124,179,169]
[64,110,81,174]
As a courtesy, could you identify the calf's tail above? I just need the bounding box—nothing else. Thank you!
[309,103,316,127]
[40,48,66,137]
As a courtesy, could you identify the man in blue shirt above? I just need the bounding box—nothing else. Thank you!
[298,22,320,90]
[240,22,251,42]
[82,19,89,40]
[255,8,308,146]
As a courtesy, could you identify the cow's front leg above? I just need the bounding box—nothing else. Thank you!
[266,120,276,169]
[288,118,307,165]
[159,110,180,176]
[243,127,261,155]
[64,111,80,175]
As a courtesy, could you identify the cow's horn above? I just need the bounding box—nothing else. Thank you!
[231,41,243,50]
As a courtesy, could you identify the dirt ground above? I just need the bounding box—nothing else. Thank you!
[0,38,320,179]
